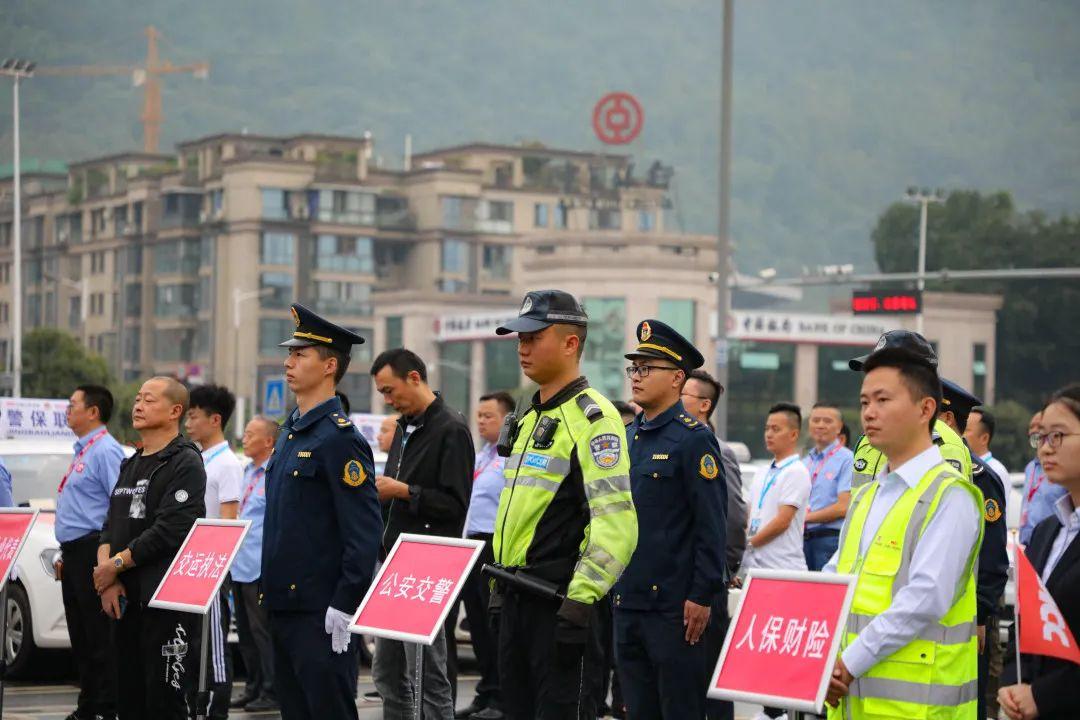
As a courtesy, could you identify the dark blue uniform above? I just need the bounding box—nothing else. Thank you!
[262,304,382,720]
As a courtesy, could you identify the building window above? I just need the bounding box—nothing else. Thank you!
[554,203,568,229]
[337,372,373,413]
[441,196,471,230]
[68,297,81,329]
[90,210,106,238]
[657,299,695,341]
[261,188,289,220]
[314,235,374,273]
[260,272,294,309]
[477,200,513,233]
[126,245,143,274]
[0,302,8,324]
[438,342,472,416]
[208,189,224,217]
[114,206,129,236]
[534,203,549,228]
[973,343,987,401]
[638,210,656,232]
[125,283,142,317]
[589,208,621,230]
[385,316,403,350]
[259,318,293,355]
[485,340,520,393]
[581,297,626,402]
[313,189,376,225]
[56,213,83,244]
[729,340,797,457]
[154,283,199,318]
[124,328,141,364]
[312,280,372,316]
[438,278,470,294]
[154,239,201,275]
[154,328,196,362]
[162,192,201,226]
[441,238,469,274]
[816,344,865,425]
[132,201,143,232]
[0,263,8,284]
[481,244,511,280]
[260,232,296,265]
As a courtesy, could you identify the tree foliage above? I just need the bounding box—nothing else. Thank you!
[871,190,1080,449]
[21,327,111,398]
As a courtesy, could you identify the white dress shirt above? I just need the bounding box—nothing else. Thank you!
[1042,493,1080,582]
[824,445,982,678]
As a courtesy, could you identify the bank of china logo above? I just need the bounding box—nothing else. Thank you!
[343,459,367,487]
[640,321,652,342]
[520,296,533,316]
[699,453,719,480]
[853,458,867,471]
[984,498,1002,523]
[291,306,301,327]
[590,433,621,468]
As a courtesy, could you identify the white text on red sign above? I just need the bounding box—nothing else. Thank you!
[378,572,456,605]
[734,613,831,658]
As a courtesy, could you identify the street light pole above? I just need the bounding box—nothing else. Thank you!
[1,60,35,397]
[233,287,272,436]
[715,0,734,438]
[905,187,944,335]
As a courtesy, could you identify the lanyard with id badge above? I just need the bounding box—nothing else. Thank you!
[749,458,799,535]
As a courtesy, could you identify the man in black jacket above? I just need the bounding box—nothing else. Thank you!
[371,348,474,720]
[92,376,206,720]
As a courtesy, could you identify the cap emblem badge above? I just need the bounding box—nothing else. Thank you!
[291,306,301,327]
[640,321,652,342]
[520,296,533,315]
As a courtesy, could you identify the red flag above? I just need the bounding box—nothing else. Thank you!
[1017,547,1080,665]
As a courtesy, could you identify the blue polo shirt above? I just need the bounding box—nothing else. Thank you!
[231,460,268,583]
[0,457,12,507]
[802,439,854,531]
[55,428,125,543]
[465,443,505,537]
[1020,458,1067,545]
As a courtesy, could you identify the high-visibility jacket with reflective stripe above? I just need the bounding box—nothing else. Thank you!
[493,377,638,606]
[851,420,971,490]
[829,461,983,720]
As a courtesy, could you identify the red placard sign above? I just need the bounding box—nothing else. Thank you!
[709,569,856,713]
[0,509,38,593]
[149,519,251,614]
[349,534,484,645]
[593,92,644,145]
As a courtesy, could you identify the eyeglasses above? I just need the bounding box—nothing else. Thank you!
[625,365,679,379]
[681,392,710,401]
[1030,431,1080,450]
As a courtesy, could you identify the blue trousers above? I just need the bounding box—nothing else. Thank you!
[269,611,360,720]
[804,532,840,572]
[615,608,707,719]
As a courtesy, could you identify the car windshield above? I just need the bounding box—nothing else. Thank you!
[4,453,72,505]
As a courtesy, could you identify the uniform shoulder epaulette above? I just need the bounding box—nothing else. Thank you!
[973,463,985,476]
[575,393,604,423]
[677,413,700,429]
[329,411,354,430]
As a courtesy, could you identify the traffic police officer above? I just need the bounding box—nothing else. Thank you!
[939,378,1009,720]
[614,320,727,718]
[262,304,382,720]
[491,289,638,719]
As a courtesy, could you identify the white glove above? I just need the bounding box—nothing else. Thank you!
[324,607,353,654]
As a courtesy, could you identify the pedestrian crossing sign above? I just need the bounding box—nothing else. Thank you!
[264,378,287,417]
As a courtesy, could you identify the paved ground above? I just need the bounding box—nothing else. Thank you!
[0,676,769,719]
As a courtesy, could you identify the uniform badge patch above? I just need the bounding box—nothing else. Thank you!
[984,498,1002,523]
[640,321,652,342]
[589,433,622,468]
[973,463,985,476]
[946,459,963,472]
[343,459,367,487]
[699,453,719,480]
[854,458,868,471]
[174,489,189,503]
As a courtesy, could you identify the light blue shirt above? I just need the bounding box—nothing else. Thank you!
[824,445,982,678]
[465,443,504,537]
[0,457,12,507]
[802,440,854,531]
[54,428,125,543]
[1043,493,1080,582]
[1020,458,1066,545]
[231,460,268,583]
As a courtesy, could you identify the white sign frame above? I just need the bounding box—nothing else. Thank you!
[0,508,38,594]
[707,568,857,714]
[148,518,252,615]
[349,533,485,646]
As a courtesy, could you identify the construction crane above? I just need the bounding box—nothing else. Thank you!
[37,26,209,152]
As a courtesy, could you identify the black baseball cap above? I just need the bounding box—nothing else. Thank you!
[849,329,937,371]
[279,303,367,350]
[495,290,589,335]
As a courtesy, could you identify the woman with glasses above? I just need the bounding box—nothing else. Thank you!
[999,383,1080,720]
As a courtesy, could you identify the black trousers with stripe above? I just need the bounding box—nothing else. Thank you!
[185,581,233,719]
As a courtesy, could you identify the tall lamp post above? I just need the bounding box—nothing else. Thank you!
[1,59,35,398]
[714,0,734,438]
[904,187,945,335]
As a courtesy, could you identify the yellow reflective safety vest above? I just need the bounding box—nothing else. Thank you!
[493,377,638,607]
[829,461,983,720]
[851,420,971,490]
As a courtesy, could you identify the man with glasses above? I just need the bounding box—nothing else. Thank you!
[614,320,727,718]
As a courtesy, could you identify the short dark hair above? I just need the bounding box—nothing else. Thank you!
[839,423,852,448]
[768,401,802,429]
[863,355,942,435]
[479,391,515,415]
[557,324,588,359]
[371,348,428,383]
[315,345,351,385]
[687,369,722,418]
[970,406,995,442]
[75,384,114,424]
[612,400,636,423]
[336,390,351,415]
[188,383,236,428]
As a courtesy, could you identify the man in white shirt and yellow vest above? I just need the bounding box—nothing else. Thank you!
[824,330,984,719]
